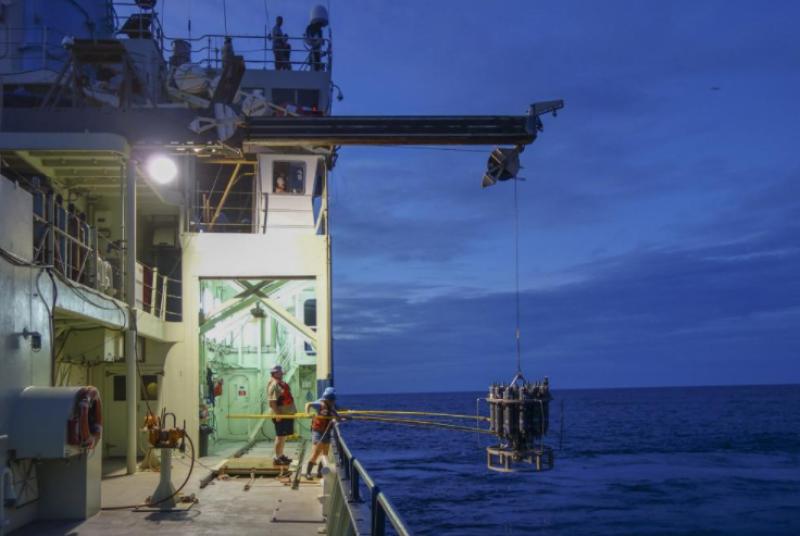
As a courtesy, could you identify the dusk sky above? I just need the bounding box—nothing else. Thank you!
[164,1,800,393]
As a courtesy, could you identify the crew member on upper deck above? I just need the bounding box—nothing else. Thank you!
[221,36,235,70]
[270,16,291,70]
[304,20,324,71]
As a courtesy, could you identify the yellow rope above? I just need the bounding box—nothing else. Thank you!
[228,412,317,420]
[228,410,490,422]
[345,410,490,422]
[348,415,494,435]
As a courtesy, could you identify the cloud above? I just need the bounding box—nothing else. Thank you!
[167,1,800,393]
[333,222,800,393]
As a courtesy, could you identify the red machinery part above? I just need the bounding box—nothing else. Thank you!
[67,386,103,449]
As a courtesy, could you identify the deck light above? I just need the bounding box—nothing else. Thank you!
[146,155,178,184]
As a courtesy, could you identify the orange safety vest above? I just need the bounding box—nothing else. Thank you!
[312,401,334,432]
[271,380,294,407]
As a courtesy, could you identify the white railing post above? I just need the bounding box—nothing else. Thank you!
[160,275,168,321]
[150,267,158,315]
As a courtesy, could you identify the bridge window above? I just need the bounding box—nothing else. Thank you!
[271,88,320,110]
[273,161,306,195]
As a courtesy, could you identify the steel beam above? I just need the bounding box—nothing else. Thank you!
[244,115,537,147]
[200,285,317,348]
[209,163,242,230]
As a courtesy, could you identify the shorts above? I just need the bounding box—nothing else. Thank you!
[273,418,294,437]
[312,429,332,445]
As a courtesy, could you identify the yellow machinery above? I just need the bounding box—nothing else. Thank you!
[142,409,194,510]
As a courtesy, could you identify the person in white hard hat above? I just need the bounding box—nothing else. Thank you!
[303,387,341,479]
[268,365,296,465]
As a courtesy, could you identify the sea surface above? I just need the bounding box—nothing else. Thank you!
[339,385,800,536]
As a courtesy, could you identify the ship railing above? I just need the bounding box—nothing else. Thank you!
[0,3,165,72]
[30,187,182,322]
[112,2,167,55]
[163,32,332,73]
[0,25,72,72]
[189,188,255,233]
[32,190,124,299]
[135,260,182,322]
[331,425,413,536]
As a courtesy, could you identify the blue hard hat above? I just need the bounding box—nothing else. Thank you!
[322,387,336,400]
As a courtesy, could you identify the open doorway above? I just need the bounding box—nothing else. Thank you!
[198,278,317,457]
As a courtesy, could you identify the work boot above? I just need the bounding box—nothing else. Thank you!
[305,462,314,480]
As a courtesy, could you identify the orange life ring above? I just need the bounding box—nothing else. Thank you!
[68,386,103,449]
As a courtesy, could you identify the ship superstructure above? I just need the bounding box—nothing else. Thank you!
[0,2,559,534]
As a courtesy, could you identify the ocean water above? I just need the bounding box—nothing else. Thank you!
[339,385,800,536]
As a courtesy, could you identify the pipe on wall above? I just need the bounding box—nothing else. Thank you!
[124,161,138,475]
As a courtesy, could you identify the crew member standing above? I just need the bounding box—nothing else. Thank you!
[304,21,324,71]
[221,36,235,71]
[304,387,341,480]
[270,16,291,70]
[268,365,296,465]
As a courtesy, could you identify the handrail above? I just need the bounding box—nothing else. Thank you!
[29,185,182,322]
[163,31,332,72]
[332,425,413,536]
[135,260,181,321]
[113,2,166,55]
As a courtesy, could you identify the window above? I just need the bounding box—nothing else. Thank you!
[304,299,317,355]
[297,89,319,108]
[272,88,294,105]
[273,161,306,195]
[113,374,158,401]
[271,88,320,109]
[113,375,126,401]
[304,299,317,328]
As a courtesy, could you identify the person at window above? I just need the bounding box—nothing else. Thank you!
[270,16,291,70]
[304,387,341,479]
[304,21,324,71]
[268,365,296,465]
[291,168,304,193]
[275,174,288,193]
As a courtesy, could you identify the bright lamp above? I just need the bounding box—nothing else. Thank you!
[146,155,178,184]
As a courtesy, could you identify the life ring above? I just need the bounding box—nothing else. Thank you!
[68,386,103,449]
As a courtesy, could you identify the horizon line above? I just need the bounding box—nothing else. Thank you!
[338,381,800,397]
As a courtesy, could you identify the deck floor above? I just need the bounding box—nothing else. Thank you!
[14,441,327,535]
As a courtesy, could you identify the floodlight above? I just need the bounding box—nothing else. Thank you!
[146,155,178,184]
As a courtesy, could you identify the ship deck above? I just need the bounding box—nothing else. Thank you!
[13,441,327,536]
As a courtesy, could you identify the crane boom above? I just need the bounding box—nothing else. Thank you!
[244,101,564,148]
